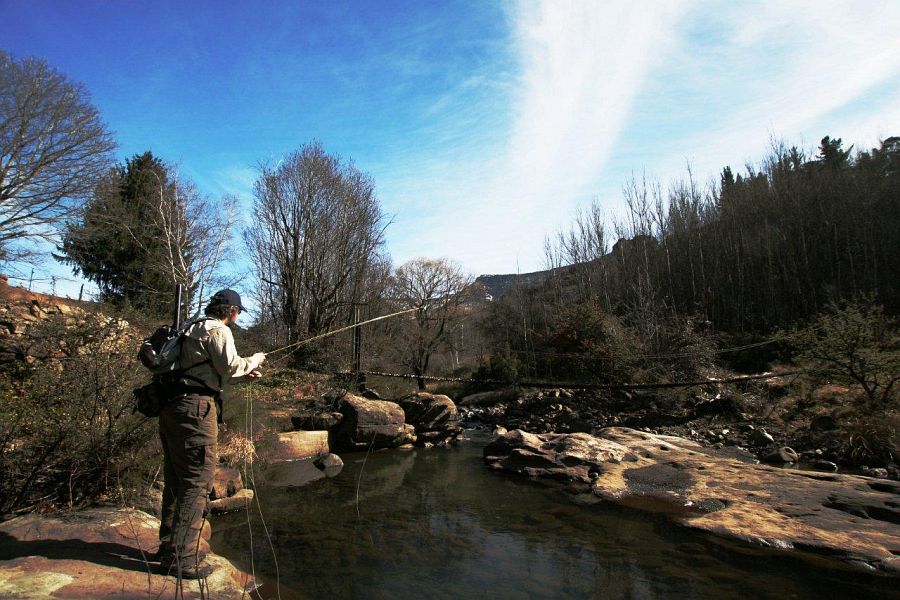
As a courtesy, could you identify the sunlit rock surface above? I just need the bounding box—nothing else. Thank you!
[0,506,253,599]
[209,488,255,514]
[269,430,329,460]
[398,392,462,444]
[484,427,900,574]
[329,393,416,451]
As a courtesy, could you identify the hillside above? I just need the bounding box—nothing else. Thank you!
[476,268,556,299]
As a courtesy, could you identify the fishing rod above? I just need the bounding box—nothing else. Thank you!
[263,306,420,361]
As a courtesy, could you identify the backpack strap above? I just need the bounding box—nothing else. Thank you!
[173,319,222,394]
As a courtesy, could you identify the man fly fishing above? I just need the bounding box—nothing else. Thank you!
[155,289,265,579]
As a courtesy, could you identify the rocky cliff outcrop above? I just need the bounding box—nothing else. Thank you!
[0,278,134,368]
[484,427,900,574]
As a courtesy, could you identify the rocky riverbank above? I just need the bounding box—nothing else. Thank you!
[0,506,255,599]
[460,381,899,478]
[483,427,900,574]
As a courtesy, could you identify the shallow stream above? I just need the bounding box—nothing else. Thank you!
[211,432,898,599]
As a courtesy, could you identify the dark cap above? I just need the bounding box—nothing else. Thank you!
[210,289,245,312]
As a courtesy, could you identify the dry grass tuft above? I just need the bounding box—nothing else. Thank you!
[219,433,257,467]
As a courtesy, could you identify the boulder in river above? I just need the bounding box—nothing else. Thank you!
[269,430,330,460]
[398,392,462,444]
[313,452,344,477]
[329,393,416,452]
[751,428,776,446]
[762,446,800,464]
[290,411,343,431]
[484,427,900,574]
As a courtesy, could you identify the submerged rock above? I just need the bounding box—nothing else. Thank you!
[0,507,252,598]
[484,427,900,574]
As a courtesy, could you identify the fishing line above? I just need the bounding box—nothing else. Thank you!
[263,307,419,367]
[355,430,377,519]
[231,306,416,594]
[241,388,256,600]
[245,380,282,600]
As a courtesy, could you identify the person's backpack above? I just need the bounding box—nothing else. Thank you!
[138,324,183,373]
[133,319,211,417]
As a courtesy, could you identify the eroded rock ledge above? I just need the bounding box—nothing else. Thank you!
[0,506,253,599]
[484,427,900,574]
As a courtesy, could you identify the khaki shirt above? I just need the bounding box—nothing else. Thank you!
[178,318,261,392]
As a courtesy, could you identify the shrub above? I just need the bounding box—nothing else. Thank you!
[643,314,720,381]
[789,298,899,404]
[0,309,157,515]
[473,354,522,385]
[846,411,899,466]
[541,299,640,384]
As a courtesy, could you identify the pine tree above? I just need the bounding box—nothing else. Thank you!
[59,152,175,314]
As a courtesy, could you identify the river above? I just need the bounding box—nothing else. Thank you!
[211,431,899,599]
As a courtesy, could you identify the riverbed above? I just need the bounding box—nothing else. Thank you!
[211,432,898,599]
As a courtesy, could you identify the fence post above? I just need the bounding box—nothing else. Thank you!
[352,304,365,392]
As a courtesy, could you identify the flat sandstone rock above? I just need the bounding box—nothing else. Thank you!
[483,427,900,574]
[0,506,253,599]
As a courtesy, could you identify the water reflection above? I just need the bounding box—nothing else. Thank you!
[212,433,898,600]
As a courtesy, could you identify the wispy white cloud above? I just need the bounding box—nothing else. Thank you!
[497,1,685,210]
[628,0,900,188]
[385,1,689,274]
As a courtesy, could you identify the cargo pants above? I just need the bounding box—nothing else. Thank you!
[158,393,217,567]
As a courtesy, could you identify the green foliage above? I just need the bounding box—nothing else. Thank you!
[59,151,176,317]
[817,135,852,169]
[789,298,899,404]
[543,299,639,383]
[0,312,158,515]
[473,354,523,385]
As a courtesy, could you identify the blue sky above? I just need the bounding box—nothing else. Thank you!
[3,0,899,299]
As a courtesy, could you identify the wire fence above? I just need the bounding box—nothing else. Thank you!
[338,368,803,391]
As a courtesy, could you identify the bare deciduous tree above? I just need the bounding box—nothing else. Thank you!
[0,50,116,261]
[245,142,388,347]
[143,170,238,316]
[388,257,473,389]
